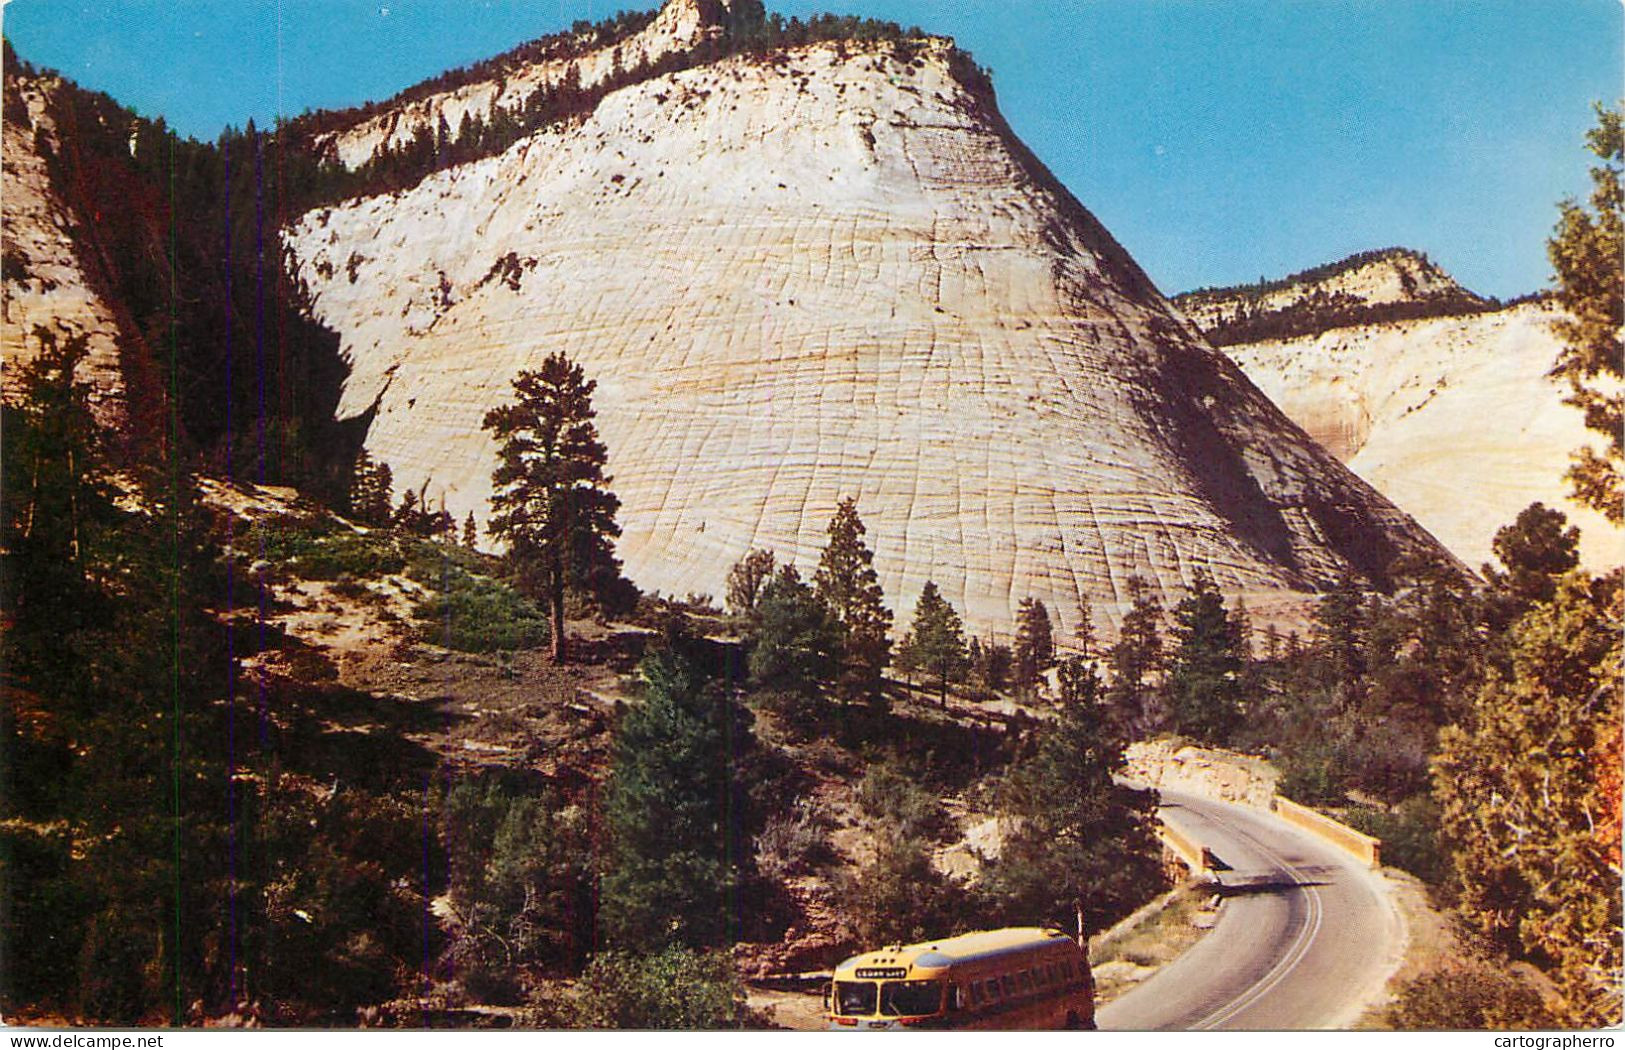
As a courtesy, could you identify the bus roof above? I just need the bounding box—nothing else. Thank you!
[835,927,1077,974]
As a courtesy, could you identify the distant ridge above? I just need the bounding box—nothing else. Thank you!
[1174,247,1507,346]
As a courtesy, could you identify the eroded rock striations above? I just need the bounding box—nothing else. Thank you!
[1216,302,1623,570]
[1,71,124,420]
[285,0,1454,639]
[1176,251,1623,570]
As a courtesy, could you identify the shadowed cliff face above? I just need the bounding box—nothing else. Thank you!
[284,23,1455,641]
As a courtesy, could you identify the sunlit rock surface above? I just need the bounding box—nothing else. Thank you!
[1,73,124,420]
[1223,302,1623,570]
[286,26,1452,640]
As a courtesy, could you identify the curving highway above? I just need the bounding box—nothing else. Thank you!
[1098,789,1405,1030]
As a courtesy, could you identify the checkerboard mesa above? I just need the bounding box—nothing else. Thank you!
[277,0,1459,640]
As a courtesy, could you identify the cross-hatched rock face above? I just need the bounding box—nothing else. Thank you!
[1223,303,1624,571]
[1,73,124,421]
[286,35,1453,641]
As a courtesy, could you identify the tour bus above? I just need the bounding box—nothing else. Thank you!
[827,927,1096,1030]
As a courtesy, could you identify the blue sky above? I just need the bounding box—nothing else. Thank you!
[4,0,1619,298]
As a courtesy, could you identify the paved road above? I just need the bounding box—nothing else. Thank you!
[1098,789,1403,1031]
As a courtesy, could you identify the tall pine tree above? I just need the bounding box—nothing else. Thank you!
[1105,575,1164,736]
[1012,597,1055,697]
[1166,570,1244,743]
[482,354,622,663]
[1548,103,1623,523]
[599,642,760,950]
[895,582,967,705]
[813,499,892,705]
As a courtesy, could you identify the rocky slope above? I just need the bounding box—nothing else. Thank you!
[1,70,124,419]
[1219,300,1622,569]
[1174,248,1494,348]
[284,0,1455,641]
[308,0,736,170]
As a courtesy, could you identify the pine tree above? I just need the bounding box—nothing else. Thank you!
[1105,575,1164,736]
[1548,103,1624,523]
[1433,571,1622,1027]
[988,657,1163,932]
[2,329,244,1021]
[1483,502,1582,627]
[1012,597,1055,697]
[724,548,775,617]
[1309,573,1366,698]
[462,511,479,549]
[813,499,893,704]
[1166,570,1244,743]
[896,582,967,705]
[747,564,842,695]
[599,643,760,951]
[1075,602,1096,662]
[482,354,623,663]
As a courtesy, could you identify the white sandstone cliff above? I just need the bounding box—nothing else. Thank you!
[1223,302,1623,570]
[285,23,1453,641]
[1,72,125,418]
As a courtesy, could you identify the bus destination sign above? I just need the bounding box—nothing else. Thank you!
[854,968,909,980]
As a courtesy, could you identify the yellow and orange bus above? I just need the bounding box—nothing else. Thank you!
[827,927,1096,1030]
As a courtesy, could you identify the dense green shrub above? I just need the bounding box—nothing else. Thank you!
[438,777,592,995]
[1344,795,1449,885]
[836,836,970,947]
[411,570,550,652]
[250,514,406,579]
[855,762,953,843]
[537,947,749,1029]
[756,801,837,880]
[1385,960,1554,1030]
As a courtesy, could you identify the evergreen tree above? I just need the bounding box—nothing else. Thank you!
[895,582,967,705]
[1012,597,1055,697]
[348,449,393,526]
[1548,103,1623,523]
[988,658,1163,932]
[482,354,622,663]
[813,499,893,704]
[1,330,242,1021]
[599,644,760,950]
[1104,575,1164,736]
[965,636,1013,694]
[1074,602,1096,662]
[1433,571,1622,1027]
[1312,573,1367,707]
[1166,570,1244,743]
[746,565,841,696]
[1483,502,1582,626]
[463,511,479,549]
[724,548,775,617]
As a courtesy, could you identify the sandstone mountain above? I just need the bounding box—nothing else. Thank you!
[1176,255,1623,569]
[306,0,735,170]
[1,69,124,421]
[1174,247,1494,348]
[280,0,1455,641]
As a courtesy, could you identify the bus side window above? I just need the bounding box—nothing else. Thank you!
[970,981,984,1006]
[1001,975,1015,998]
[1020,970,1035,994]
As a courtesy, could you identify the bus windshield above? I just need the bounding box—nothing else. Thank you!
[880,980,943,1016]
[835,981,877,1016]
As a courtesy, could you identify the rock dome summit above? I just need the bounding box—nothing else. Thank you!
[282,0,1456,639]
